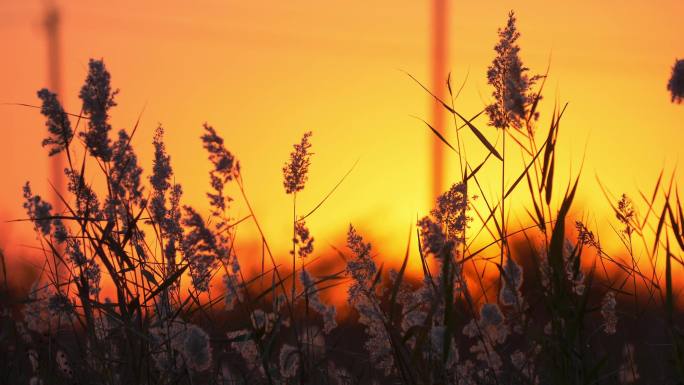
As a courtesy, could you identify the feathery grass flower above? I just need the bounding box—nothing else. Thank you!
[23,284,49,333]
[534,238,552,290]
[82,260,102,296]
[485,11,539,131]
[344,227,392,374]
[668,59,684,104]
[181,206,220,292]
[355,295,395,376]
[616,194,635,237]
[65,169,103,219]
[110,129,144,205]
[395,276,428,337]
[27,349,39,373]
[462,303,509,376]
[202,124,238,181]
[346,225,376,302]
[293,220,314,258]
[107,129,145,236]
[575,221,602,253]
[179,324,212,372]
[250,309,273,333]
[22,182,56,238]
[499,256,523,306]
[464,303,509,343]
[562,238,586,296]
[227,330,260,371]
[150,126,172,193]
[470,341,503,374]
[510,348,538,383]
[46,293,74,317]
[149,320,212,372]
[150,125,173,224]
[417,216,450,256]
[37,88,72,156]
[432,182,470,241]
[279,344,300,379]
[329,363,355,385]
[300,268,337,333]
[299,326,327,358]
[24,281,75,334]
[63,237,101,295]
[480,303,504,327]
[149,319,185,372]
[149,126,184,269]
[79,59,117,161]
[22,182,67,243]
[430,325,458,368]
[164,184,184,267]
[283,131,313,194]
[223,272,243,311]
[202,123,239,218]
[601,291,618,335]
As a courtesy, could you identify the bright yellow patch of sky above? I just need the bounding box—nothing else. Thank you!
[0,1,681,279]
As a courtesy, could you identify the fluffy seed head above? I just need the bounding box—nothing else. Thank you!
[432,182,470,241]
[202,123,239,216]
[65,169,103,219]
[110,129,144,205]
[300,268,338,333]
[181,206,219,292]
[575,221,602,253]
[227,330,260,371]
[616,194,635,237]
[499,257,523,306]
[293,220,314,258]
[346,225,376,302]
[202,123,238,182]
[601,291,618,335]
[485,11,540,131]
[279,344,300,379]
[179,324,212,372]
[79,59,117,161]
[37,88,73,156]
[668,59,684,104]
[283,131,313,194]
[22,182,54,237]
[480,303,504,326]
[417,216,449,256]
[223,273,242,311]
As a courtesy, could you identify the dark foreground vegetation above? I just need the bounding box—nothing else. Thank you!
[1,10,684,385]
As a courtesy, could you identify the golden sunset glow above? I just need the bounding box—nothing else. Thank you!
[1,0,682,282]
[4,3,684,383]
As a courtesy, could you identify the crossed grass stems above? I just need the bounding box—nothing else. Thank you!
[4,13,684,385]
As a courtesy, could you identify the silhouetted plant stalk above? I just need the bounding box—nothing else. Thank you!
[5,10,684,385]
[668,59,684,104]
[484,11,543,299]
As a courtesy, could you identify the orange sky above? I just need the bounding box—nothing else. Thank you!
[1,1,682,278]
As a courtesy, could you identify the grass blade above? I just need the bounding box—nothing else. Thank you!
[412,116,459,154]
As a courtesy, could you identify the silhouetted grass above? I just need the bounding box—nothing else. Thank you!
[1,10,683,385]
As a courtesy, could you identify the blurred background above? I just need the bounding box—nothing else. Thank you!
[0,0,682,286]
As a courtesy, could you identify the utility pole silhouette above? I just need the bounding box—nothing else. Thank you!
[431,0,448,201]
[44,1,65,214]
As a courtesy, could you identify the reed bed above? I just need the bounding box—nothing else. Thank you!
[1,10,683,385]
